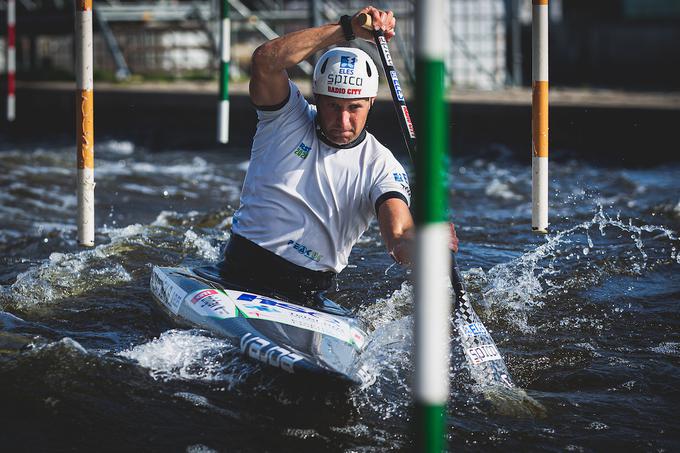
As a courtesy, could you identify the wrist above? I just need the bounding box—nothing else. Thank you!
[338,15,355,41]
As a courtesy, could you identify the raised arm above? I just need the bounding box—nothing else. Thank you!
[249,6,396,107]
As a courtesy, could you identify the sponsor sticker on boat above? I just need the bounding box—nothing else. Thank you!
[227,291,352,342]
[465,343,502,365]
[459,322,488,337]
[187,289,236,319]
[350,326,366,349]
[240,333,304,373]
[151,268,186,315]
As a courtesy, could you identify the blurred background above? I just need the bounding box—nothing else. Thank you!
[2,0,680,161]
[2,0,680,89]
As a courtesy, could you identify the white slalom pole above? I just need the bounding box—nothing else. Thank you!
[217,0,230,144]
[532,0,548,233]
[7,0,16,121]
[76,0,95,246]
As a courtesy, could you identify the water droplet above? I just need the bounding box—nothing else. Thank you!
[582,247,589,255]
[163,190,169,197]
[43,238,49,243]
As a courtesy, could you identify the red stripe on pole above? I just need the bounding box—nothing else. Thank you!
[8,74,15,94]
[8,27,15,47]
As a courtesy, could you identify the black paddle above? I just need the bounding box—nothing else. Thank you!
[359,13,515,389]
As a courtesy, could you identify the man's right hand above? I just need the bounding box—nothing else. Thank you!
[353,6,396,42]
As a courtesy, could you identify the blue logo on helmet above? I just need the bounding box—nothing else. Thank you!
[340,56,356,70]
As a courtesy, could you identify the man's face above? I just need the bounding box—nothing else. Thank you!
[316,95,374,145]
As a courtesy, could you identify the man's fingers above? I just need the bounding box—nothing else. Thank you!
[382,11,396,40]
[449,223,459,253]
[354,6,396,41]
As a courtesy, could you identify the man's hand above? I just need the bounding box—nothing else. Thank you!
[353,6,396,42]
[449,223,459,253]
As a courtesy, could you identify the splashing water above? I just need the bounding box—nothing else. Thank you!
[119,329,252,387]
[475,206,679,332]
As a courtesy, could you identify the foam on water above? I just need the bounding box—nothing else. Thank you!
[98,140,135,156]
[30,336,90,356]
[119,329,252,387]
[485,178,523,201]
[183,229,222,261]
[650,342,680,356]
[0,224,150,307]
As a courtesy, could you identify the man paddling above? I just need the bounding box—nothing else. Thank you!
[219,6,457,301]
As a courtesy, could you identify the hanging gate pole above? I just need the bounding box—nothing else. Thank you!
[7,0,16,121]
[531,0,549,233]
[217,0,230,144]
[75,0,95,246]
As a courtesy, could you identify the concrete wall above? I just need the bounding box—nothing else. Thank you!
[2,85,678,166]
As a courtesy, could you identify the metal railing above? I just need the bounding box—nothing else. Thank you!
[2,0,516,89]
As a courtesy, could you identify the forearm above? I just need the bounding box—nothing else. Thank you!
[378,200,459,265]
[378,198,415,265]
[249,6,395,106]
[386,226,415,265]
[252,24,344,74]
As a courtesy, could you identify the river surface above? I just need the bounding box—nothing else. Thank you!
[1,139,679,452]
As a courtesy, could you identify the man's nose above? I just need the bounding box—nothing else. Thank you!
[338,110,351,128]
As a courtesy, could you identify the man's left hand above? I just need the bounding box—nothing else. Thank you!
[353,6,396,42]
[449,223,459,253]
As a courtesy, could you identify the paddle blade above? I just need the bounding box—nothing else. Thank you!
[450,252,515,389]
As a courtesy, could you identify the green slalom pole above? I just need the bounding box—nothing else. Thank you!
[360,7,450,449]
[217,0,230,144]
[414,1,450,451]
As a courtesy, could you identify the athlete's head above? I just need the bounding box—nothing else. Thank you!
[312,47,378,145]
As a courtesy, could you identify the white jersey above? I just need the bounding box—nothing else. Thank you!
[232,80,411,273]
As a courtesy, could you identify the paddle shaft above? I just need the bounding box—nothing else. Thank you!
[359,14,416,162]
[359,14,466,306]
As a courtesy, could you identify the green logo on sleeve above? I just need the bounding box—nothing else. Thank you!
[293,142,311,159]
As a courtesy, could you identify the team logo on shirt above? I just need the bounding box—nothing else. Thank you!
[287,240,323,262]
[393,172,409,184]
[293,141,311,159]
[393,172,411,197]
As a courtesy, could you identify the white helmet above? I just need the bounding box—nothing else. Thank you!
[312,47,379,99]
